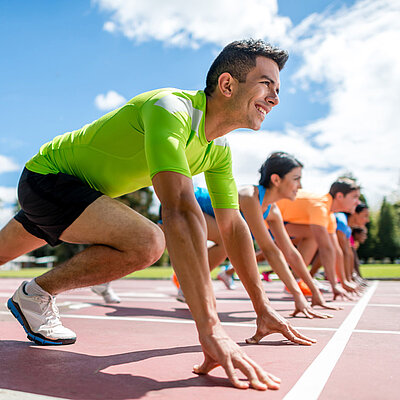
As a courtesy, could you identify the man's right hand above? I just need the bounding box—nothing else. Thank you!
[332,283,353,300]
[245,306,317,345]
[194,324,281,390]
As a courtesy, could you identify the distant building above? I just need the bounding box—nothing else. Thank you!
[1,255,57,270]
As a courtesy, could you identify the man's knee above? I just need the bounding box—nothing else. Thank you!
[0,255,13,266]
[126,224,165,270]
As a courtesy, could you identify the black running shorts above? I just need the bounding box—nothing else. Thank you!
[14,167,103,246]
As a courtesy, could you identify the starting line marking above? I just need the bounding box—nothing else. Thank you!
[2,309,399,334]
[283,280,379,400]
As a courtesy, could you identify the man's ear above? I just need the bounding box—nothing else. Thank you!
[218,72,236,98]
[270,173,281,187]
[335,192,344,201]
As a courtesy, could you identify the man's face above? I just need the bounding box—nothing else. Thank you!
[354,208,370,227]
[340,189,360,213]
[231,56,280,130]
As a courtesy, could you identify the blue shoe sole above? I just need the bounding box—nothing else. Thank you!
[7,297,76,346]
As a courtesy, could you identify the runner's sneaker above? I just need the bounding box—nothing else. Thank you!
[312,278,330,293]
[283,285,291,295]
[297,280,312,296]
[91,283,121,304]
[7,281,76,345]
[284,280,312,296]
[217,269,236,290]
[261,270,273,282]
[314,272,325,280]
[176,287,186,303]
[171,272,180,289]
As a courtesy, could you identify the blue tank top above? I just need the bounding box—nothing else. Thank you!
[257,185,271,220]
[193,185,271,220]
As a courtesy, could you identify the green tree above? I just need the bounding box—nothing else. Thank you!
[358,211,378,262]
[118,188,158,222]
[376,198,400,261]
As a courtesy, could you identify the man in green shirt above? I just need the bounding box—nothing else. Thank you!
[1,39,314,391]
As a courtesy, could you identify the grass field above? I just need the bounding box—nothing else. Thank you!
[0,264,399,280]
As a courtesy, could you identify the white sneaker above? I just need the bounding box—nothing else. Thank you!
[7,281,76,345]
[312,278,330,293]
[91,283,121,304]
[176,287,186,303]
[217,270,236,290]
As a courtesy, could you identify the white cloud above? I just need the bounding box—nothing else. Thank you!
[94,90,126,111]
[0,207,13,229]
[93,0,292,48]
[228,130,343,195]
[0,186,17,228]
[93,0,400,209]
[0,186,17,204]
[286,0,400,207]
[0,155,19,174]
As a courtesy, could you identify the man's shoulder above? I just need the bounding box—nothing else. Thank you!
[212,136,230,148]
[132,88,205,111]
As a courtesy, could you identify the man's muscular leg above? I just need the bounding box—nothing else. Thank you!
[36,196,165,295]
[284,223,318,266]
[204,213,227,271]
[0,219,47,265]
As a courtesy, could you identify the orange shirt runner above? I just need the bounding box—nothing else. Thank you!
[276,190,337,233]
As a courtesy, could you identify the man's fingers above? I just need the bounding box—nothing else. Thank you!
[245,334,262,344]
[193,357,219,375]
[308,308,332,319]
[232,358,268,390]
[317,303,343,311]
[291,307,322,319]
[302,309,314,319]
[224,362,250,390]
[287,325,317,344]
[243,355,281,390]
[290,309,301,318]
[245,327,271,344]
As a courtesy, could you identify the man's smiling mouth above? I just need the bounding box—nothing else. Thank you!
[255,104,268,117]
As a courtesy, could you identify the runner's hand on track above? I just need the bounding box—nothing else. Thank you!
[311,292,343,311]
[342,280,362,298]
[342,280,358,293]
[245,307,317,345]
[292,296,333,318]
[193,324,281,390]
[332,283,353,301]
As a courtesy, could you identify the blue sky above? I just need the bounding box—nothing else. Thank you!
[1,0,399,226]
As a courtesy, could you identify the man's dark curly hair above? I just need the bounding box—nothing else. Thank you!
[204,39,288,96]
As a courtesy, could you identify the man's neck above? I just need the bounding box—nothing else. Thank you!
[330,194,342,213]
[204,95,241,142]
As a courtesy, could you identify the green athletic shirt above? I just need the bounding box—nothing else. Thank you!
[25,88,239,209]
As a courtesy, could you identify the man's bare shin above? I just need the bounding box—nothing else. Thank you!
[36,244,157,295]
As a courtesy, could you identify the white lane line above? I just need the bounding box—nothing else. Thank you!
[367,303,400,308]
[354,329,400,335]
[2,309,399,335]
[0,388,68,400]
[283,280,378,400]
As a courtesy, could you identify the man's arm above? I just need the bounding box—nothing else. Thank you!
[239,197,329,318]
[336,230,354,282]
[309,225,350,299]
[330,233,358,294]
[214,207,317,343]
[152,171,279,390]
[310,225,338,286]
[267,208,339,312]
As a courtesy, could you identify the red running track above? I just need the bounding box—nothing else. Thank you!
[0,278,399,399]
